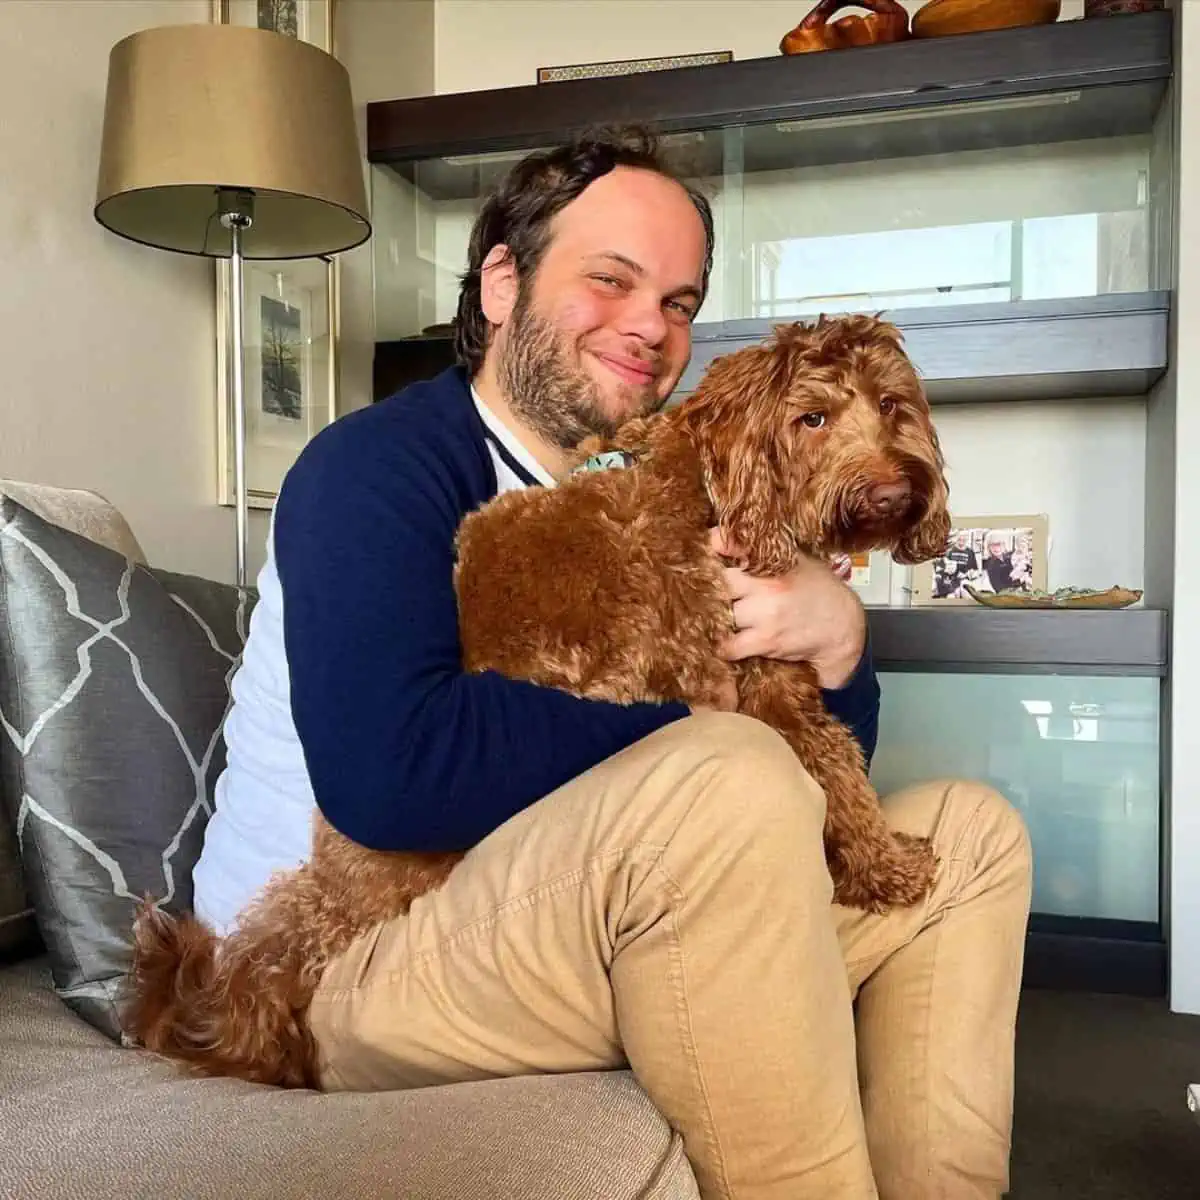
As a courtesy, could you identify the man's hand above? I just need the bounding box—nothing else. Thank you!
[711,528,867,690]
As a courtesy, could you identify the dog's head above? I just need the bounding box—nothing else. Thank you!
[679,314,950,577]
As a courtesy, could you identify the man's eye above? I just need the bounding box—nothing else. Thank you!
[593,274,623,289]
[801,412,826,429]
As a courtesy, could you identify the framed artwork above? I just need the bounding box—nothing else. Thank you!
[216,258,337,507]
[910,513,1050,607]
[210,0,341,509]
[212,0,333,46]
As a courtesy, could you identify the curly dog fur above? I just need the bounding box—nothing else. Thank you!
[123,313,952,1090]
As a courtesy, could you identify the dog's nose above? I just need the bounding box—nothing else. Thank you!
[868,481,912,515]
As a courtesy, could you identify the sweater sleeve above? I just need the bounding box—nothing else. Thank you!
[819,634,882,768]
[272,424,690,855]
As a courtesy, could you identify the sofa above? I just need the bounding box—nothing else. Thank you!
[0,479,700,1200]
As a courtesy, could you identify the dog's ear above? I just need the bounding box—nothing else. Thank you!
[891,410,952,565]
[683,343,803,577]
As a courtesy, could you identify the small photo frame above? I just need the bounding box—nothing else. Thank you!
[910,514,1049,607]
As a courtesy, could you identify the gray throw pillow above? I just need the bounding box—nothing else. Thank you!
[0,496,255,1038]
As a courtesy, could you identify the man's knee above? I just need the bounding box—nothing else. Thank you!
[654,711,827,833]
[889,777,1032,882]
[969,782,1033,880]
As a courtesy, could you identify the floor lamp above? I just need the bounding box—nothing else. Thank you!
[93,22,371,588]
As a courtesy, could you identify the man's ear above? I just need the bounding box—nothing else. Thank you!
[479,244,519,328]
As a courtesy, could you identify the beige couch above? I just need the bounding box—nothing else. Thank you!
[0,480,700,1200]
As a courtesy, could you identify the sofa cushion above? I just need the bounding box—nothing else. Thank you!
[0,496,254,1039]
[1,958,700,1200]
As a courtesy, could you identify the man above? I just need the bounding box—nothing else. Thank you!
[192,126,1032,1200]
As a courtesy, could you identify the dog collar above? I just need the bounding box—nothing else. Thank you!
[572,450,637,475]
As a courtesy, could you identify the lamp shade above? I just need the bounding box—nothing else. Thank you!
[95,22,370,259]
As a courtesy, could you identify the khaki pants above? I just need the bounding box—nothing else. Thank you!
[309,713,1033,1200]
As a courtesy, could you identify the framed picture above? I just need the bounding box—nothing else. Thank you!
[910,514,1050,607]
[216,258,337,507]
[210,0,341,509]
[212,0,333,46]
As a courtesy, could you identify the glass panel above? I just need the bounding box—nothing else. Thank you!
[370,94,1173,346]
[704,131,1154,324]
[871,672,1161,925]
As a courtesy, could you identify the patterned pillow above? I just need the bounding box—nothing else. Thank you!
[0,495,255,1038]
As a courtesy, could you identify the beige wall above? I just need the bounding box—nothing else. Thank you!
[434,0,1086,93]
[0,0,434,586]
[0,0,266,586]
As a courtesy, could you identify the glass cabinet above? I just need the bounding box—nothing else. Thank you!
[366,10,1174,403]
[362,8,1177,993]
[871,671,1161,926]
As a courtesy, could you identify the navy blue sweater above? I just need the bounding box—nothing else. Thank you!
[273,366,882,853]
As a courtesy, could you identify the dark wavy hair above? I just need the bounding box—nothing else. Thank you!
[453,124,716,376]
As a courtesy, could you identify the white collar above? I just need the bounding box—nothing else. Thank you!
[471,385,557,488]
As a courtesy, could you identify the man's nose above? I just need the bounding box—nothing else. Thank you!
[617,295,669,346]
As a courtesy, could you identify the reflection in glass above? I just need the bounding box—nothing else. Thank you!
[870,672,1161,926]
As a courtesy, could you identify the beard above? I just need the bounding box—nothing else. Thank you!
[496,288,663,452]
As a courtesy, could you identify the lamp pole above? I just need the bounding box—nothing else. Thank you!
[219,189,255,591]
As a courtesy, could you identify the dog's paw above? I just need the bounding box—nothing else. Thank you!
[832,833,938,913]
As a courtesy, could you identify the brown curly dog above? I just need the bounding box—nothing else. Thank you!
[123,313,952,1090]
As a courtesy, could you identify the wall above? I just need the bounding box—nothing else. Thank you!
[434,0,1087,93]
[0,0,266,586]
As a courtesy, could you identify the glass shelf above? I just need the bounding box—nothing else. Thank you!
[871,672,1161,926]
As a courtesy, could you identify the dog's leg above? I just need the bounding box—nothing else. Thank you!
[736,660,937,913]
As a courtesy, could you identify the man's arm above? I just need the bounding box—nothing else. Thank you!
[273,429,689,856]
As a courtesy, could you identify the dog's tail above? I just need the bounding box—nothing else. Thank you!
[122,899,319,1089]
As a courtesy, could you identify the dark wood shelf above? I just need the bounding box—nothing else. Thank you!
[678,292,1170,405]
[867,606,1168,675]
[367,11,1172,194]
[373,291,1170,407]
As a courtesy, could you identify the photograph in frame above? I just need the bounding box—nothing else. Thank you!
[910,514,1050,607]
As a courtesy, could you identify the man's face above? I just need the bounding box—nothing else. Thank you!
[484,165,709,450]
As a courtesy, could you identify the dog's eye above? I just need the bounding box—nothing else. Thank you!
[879,397,896,416]
[801,412,826,429]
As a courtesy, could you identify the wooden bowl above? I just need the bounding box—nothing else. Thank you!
[911,0,1061,37]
